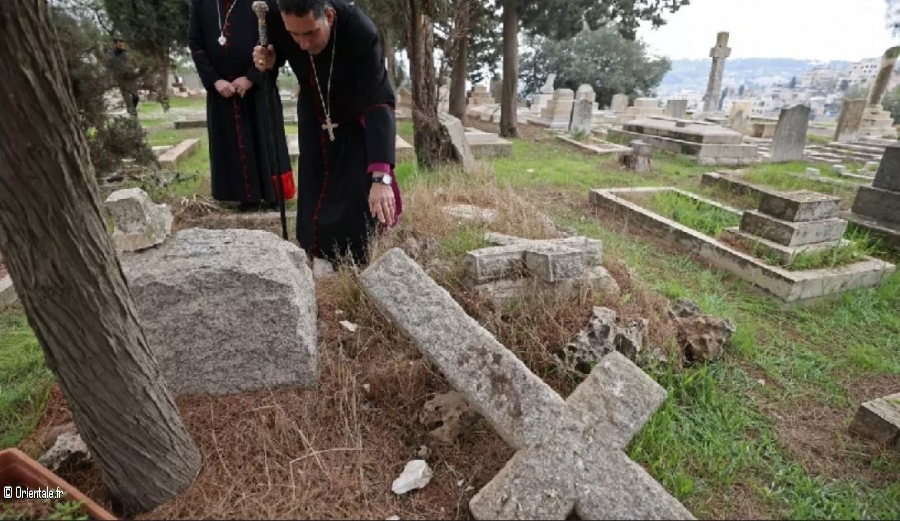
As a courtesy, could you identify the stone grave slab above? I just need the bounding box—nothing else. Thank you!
[738,211,847,247]
[757,190,841,222]
[120,228,318,396]
[464,128,513,159]
[554,135,633,158]
[849,393,900,448]
[610,94,629,112]
[359,248,693,520]
[157,138,201,170]
[570,99,594,135]
[873,143,900,192]
[665,99,688,119]
[174,119,206,130]
[590,187,896,301]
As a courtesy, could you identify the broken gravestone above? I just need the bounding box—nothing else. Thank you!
[360,249,693,520]
[392,460,433,495]
[621,140,653,173]
[420,391,480,445]
[465,232,620,305]
[105,187,173,252]
[38,433,90,473]
[120,228,318,396]
[668,298,736,363]
[439,113,476,172]
[849,393,900,449]
[558,307,648,374]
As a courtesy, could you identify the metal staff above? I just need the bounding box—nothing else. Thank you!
[253,0,288,241]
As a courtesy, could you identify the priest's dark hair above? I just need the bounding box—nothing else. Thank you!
[280,0,328,18]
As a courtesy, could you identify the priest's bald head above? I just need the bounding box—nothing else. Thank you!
[280,0,335,55]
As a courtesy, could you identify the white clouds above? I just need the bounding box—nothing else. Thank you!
[637,0,900,61]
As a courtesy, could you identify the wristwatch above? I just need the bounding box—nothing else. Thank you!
[371,174,393,186]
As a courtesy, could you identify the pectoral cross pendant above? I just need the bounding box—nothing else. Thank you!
[322,118,338,142]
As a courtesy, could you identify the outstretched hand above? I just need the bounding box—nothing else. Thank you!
[253,44,276,71]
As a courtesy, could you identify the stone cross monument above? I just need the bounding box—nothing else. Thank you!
[703,32,731,113]
[867,46,900,110]
[860,46,900,138]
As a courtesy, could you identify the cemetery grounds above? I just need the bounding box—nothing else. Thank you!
[1,97,899,520]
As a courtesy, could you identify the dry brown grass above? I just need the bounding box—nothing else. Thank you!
[26,162,692,520]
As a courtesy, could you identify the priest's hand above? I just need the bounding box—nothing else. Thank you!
[232,77,253,97]
[369,183,396,227]
[253,44,276,71]
[214,80,235,98]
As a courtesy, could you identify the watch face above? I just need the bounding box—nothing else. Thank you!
[383,174,393,185]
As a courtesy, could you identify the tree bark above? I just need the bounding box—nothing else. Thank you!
[407,3,455,169]
[499,0,519,138]
[0,1,202,516]
[448,4,469,123]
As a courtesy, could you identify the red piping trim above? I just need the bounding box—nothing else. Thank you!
[231,97,253,201]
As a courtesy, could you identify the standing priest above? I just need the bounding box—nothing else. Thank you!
[188,0,296,210]
[252,0,401,265]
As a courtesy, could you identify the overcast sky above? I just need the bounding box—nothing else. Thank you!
[637,0,899,62]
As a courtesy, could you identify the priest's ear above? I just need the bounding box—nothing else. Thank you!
[324,5,335,24]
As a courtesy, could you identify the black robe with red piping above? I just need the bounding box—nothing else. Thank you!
[265,0,401,263]
[188,0,295,205]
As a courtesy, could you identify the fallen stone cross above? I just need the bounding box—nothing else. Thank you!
[360,248,693,520]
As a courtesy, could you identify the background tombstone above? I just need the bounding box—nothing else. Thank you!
[438,84,450,114]
[702,32,731,114]
[611,93,629,112]
[834,99,867,143]
[439,114,476,171]
[728,100,753,134]
[576,84,598,111]
[569,99,594,135]
[770,105,811,163]
[665,99,688,119]
[531,73,557,113]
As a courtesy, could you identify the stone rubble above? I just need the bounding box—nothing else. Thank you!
[391,460,433,495]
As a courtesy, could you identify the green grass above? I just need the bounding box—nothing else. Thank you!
[638,190,742,238]
[0,309,54,449]
[742,167,859,209]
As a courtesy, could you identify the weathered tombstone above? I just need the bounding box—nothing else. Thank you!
[611,93,630,112]
[703,32,731,113]
[104,188,173,253]
[540,73,556,94]
[770,105,811,163]
[531,74,556,114]
[622,140,652,173]
[576,84,596,102]
[359,249,694,520]
[569,99,594,135]
[536,88,575,129]
[728,101,753,134]
[439,113,476,171]
[120,228,318,396]
[665,99,688,119]
[833,98,867,143]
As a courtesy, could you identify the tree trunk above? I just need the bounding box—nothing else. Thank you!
[499,0,519,138]
[448,5,469,123]
[407,3,455,169]
[0,1,202,516]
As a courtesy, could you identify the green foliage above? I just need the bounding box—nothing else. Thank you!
[520,26,671,106]
[50,4,115,131]
[0,310,55,449]
[88,117,160,176]
[640,190,741,238]
[518,0,690,42]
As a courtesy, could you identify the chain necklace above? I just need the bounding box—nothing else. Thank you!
[309,17,338,141]
[216,0,238,46]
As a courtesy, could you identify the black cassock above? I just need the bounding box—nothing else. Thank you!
[266,0,401,263]
[188,0,295,205]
